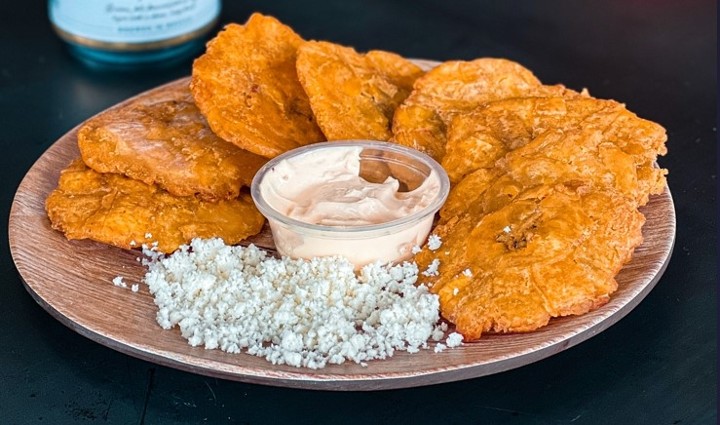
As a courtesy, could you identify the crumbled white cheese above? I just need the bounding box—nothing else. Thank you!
[502,225,511,233]
[112,276,127,288]
[411,244,422,255]
[431,324,446,341]
[446,332,463,348]
[434,343,447,353]
[462,268,473,278]
[452,287,459,296]
[421,259,441,277]
[141,242,161,254]
[144,232,153,239]
[131,284,139,293]
[427,234,442,251]
[142,238,451,369]
[129,240,137,247]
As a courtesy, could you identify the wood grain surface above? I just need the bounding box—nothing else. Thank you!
[8,64,676,391]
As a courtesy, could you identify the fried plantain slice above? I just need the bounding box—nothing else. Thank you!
[439,167,501,223]
[417,185,645,340]
[441,129,665,233]
[391,58,579,160]
[418,96,666,340]
[442,96,667,187]
[46,160,265,253]
[499,128,666,207]
[296,41,423,141]
[78,84,267,201]
[191,13,325,158]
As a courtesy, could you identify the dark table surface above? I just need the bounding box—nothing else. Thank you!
[1,1,716,424]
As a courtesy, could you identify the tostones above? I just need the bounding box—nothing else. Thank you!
[296,41,423,141]
[416,185,645,340]
[391,58,579,160]
[191,13,325,158]
[78,84,267,201]
[46,160,265,253]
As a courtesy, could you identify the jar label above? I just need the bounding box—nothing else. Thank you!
[49,0,220,44]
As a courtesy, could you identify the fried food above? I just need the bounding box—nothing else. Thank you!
[417,184,645,340]
[442,96,668,188]
[191,13,325,158]
[500,128,667,207]
[296,41,423,141]
[78,84,267,201]
[425,94,668,340]
[439,168,500,222]
[46,160,265,253]
[391,58,580,160]
[441,126,666,225]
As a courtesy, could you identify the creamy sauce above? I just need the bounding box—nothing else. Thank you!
[256,144,446,268]
[260,146,440,227]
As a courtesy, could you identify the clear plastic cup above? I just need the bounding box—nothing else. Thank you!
[251,141,450,268]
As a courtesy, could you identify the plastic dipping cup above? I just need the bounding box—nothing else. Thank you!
[251,141,450,268]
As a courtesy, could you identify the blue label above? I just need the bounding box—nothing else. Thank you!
[49,0,221,43]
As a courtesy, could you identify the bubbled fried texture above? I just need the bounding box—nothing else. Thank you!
[441,97,668,197]
[296,41,423,141]
[420,92,667,341]
[45,160,265,253]
[418,185,645,340]
[191,14,325,158]
[78,85,267,201]
[391,58,580,160]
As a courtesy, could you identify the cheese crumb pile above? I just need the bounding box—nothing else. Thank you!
[143,238,458,369]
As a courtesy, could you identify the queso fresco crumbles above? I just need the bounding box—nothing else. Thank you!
[139,238,462,369]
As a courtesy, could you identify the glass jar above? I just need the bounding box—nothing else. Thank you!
[48,0,221,68]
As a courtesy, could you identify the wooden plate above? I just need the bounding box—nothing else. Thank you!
[8,63,675,391]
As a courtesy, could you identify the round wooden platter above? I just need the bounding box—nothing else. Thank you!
[9,69,675,391]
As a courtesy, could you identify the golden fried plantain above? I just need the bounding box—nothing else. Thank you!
[499,128,666,207]
[296,41,423,141]
[417,185,645,340]
[443,127,665,222]
[46,160,265,253]
[442,96,667,187]
[418,91,667,340]
[191,13,325,158]
[391,58,579,160]
[78,84,267,201]
[439,168,501,223]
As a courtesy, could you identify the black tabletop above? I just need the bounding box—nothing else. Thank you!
[1,1,716,424]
